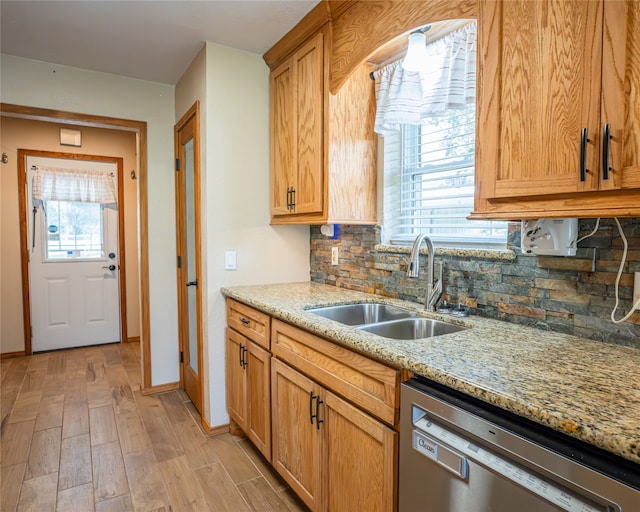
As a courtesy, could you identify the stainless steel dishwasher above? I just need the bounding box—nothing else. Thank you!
[399,378,640,511]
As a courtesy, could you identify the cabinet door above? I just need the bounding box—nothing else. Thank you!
[601,0,640,191]
[477,0,603,199]
[246,341,271,461]
[225,329,247,429]
[271,358,322,510]
[270,58,296,216]
[294,32,324,215]
[322,389,397,512]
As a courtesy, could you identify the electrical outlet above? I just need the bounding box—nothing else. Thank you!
[331,247,339,266]
[634,272,640,308]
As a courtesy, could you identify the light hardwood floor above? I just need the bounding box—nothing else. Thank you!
[1,342,308,512]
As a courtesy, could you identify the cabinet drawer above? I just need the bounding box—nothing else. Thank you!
[272,319,401,427]
[227,299,271,350]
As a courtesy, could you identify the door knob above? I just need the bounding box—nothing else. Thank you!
[102,264,116,271]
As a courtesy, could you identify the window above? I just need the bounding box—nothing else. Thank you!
[376,21,507,247]
[43,200,107,260]
[383,107,507,247]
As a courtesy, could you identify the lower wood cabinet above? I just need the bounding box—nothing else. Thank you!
[226,301,401,511]
[271,357,397,512]
[225,328,271,460]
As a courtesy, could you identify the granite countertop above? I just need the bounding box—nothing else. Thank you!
[221,281,640,466]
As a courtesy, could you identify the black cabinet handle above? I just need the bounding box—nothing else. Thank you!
[239,317,250,326]
[309,391,324,429]
[290,187,296,210]
[309,391,317,425]
[602,123,611,180]
[579,128,590,182]
[315,396,324,430]
[239,343,247,369]
[286,187,293,211]
[186,279,198,287]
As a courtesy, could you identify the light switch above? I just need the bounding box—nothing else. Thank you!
[225,251,237,270]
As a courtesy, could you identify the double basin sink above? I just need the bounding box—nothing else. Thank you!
[306,303,467,340]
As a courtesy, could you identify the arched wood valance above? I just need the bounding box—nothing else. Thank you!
[329,0,478,93]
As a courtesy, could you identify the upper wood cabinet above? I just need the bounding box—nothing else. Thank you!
[268,27,377,225]
[270,33,324,218]
[473,0,640,219]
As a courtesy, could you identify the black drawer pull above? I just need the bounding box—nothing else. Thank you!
[239,317,250,326]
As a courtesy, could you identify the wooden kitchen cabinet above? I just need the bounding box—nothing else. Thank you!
[473,0,640,219]
[267,27,377,225]
[271,358,322,510]
[225,300,272,460]
[226,298,271,350]
[271,319,401,426]
[271,358,397,512]
[270,32,324,218]
[226,328,248,428]
[323,387,397,512]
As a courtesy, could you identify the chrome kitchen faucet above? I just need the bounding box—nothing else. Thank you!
[408,234,442,312]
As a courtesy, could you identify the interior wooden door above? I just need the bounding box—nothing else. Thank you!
[271,358,321,510]
[174,102,203,414]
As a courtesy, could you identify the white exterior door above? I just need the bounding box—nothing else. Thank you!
[27,156,121,352]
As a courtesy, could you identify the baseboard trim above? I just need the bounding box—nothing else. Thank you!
[126,336,140,343]
[139,381,180,395]
[208,423,230,436]
[1,350,26,359]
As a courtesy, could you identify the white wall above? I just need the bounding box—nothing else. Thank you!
[1,54,179,385]
[204,42,309,427]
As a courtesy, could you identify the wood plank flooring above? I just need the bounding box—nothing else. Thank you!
[1,343,308,512]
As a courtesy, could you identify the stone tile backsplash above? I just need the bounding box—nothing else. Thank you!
[310,219,640,348]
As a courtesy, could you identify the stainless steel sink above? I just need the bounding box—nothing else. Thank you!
[358,317,467,340]
[307,303,415,325]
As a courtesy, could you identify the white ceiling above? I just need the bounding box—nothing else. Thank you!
[0,0,320,84]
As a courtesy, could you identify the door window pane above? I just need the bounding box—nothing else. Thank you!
[44,200,106,260]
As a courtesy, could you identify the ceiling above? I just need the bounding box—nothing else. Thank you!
[0,0,320,85]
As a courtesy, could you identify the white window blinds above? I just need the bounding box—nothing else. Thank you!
[33,166,117,204]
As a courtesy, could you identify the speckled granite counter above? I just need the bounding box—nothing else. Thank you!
[221,282,640,466]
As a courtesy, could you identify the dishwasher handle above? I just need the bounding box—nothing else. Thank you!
[413,430,468,480]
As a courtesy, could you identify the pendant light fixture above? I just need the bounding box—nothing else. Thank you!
[402,27,430,72]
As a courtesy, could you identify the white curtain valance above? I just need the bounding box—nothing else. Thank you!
[33,166,117,204]
[373,22,477,135]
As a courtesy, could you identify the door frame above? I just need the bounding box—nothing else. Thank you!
[18,149,128,352]
[2,103,152,390]
[174,101,204,414]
